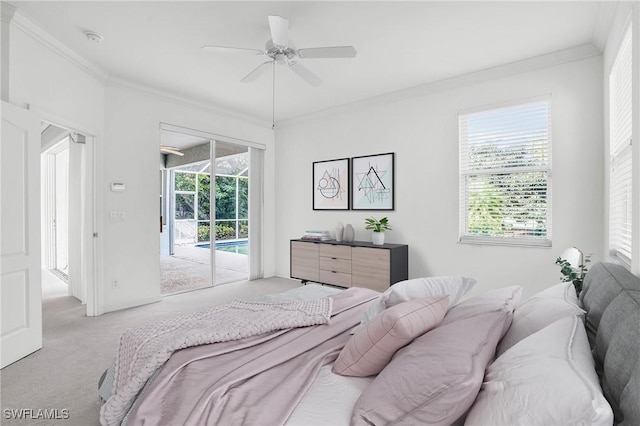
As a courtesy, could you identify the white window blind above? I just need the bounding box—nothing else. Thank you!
[609,23,633,267]
[459,97,552,246]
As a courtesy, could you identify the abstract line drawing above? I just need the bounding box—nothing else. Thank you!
[317,168,344,200]
[313,158,349,210]
[352,153,394,210]
[355,164,391,204]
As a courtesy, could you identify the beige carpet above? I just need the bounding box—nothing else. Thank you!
[0,276,301,425]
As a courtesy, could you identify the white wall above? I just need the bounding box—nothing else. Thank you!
[101,84,275,312]
[274,54,604,299]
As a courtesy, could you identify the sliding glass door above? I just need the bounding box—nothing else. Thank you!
[160,126,263,295]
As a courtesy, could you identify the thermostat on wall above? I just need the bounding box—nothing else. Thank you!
[111,182,126,192]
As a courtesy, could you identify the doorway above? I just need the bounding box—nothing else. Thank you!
[40,122,95,312]
[42,135,70,285]
[159,124,264,295]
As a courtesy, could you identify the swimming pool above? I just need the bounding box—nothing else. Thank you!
[196,240,249,255]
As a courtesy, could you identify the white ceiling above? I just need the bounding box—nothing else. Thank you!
[14,1,605,124]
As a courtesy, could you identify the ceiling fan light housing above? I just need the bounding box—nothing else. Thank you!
[265,39,296,62]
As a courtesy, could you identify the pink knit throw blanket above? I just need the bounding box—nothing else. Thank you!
[100,297,333,426]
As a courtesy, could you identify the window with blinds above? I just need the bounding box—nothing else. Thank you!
[609,23,633,267]
[459,97,551,246]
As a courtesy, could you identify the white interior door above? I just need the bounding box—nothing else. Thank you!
[1,101,42,368]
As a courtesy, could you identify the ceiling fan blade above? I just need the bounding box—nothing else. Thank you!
[241,61,272,83]
[160,146,184,156]
[297,46,357,59]
[202,45,264,55]
[268,15,289,47]
[288,61,322,86]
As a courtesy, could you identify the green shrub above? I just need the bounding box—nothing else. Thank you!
[239,222,249,238]
[215,223,236,240]
[197,224,210,242]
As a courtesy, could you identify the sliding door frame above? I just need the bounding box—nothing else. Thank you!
[160,123,266,283]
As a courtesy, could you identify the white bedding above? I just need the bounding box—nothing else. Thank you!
[286,362,374,425]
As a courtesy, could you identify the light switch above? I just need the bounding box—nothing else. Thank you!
[110,211,126,222]
[111,182,126,192]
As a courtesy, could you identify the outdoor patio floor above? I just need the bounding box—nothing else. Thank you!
[160,244,249,295]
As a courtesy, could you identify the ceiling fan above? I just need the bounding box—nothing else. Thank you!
[202,15,357,86]
[160,146,184,156]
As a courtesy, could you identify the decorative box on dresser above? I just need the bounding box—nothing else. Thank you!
[290,239,408,292]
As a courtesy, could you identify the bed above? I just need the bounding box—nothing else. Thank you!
[98,261,639,425]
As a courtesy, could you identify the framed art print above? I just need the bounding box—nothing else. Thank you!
[313,158,350,210]
[351,152,394,210]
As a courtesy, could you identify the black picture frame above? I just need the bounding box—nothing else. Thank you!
[312,158,350,210]
[351,152,395,210]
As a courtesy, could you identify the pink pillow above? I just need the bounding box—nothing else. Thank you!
[333,296,449,377]
[351,287,520,426]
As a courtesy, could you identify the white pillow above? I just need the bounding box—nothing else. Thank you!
[465,316,613,426]
[359,276,477,327]
[496,281,585,356]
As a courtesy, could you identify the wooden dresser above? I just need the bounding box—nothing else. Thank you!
[290,239,408,292]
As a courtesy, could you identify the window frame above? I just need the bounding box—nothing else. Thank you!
[458,95,553,248]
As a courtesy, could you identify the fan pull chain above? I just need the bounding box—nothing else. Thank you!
[272,60,276,130]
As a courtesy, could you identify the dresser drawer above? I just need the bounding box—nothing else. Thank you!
[351,247,390,292]
[319,270,352,287]
[319,244,352,260]
[291,241,319,281]
[291,241,319,261]
[319,256,351,274]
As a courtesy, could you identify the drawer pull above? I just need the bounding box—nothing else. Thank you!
[332,257,337,260]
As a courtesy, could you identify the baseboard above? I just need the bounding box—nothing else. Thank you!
[102,296,162,314]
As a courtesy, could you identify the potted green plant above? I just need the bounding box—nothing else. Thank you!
[555,252,591,296]
[365,217,392,245]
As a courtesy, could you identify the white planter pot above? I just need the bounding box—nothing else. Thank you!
[372,232,385,245]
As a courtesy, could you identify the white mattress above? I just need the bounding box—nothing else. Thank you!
[286,362,374,425]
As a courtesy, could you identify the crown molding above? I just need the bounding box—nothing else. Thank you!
[592,1,619,51]
[106,76,271,129]
[281,43,603,126]
[12,10,108,83]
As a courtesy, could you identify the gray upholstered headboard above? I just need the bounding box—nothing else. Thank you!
[580,262,640,425]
